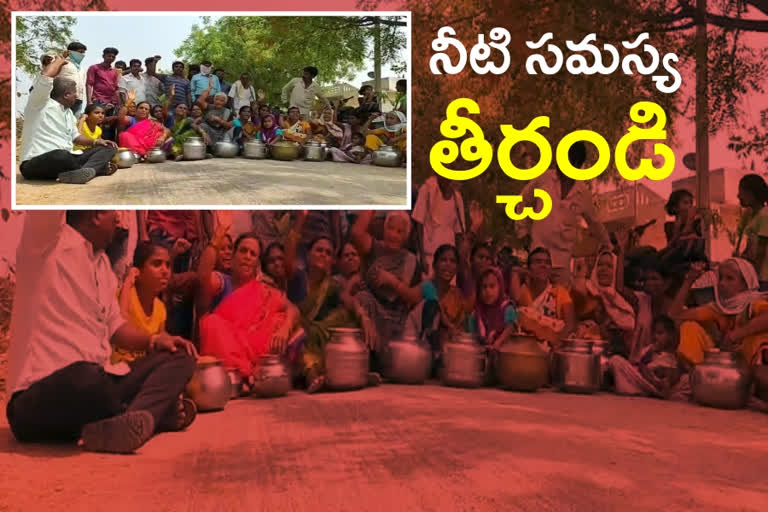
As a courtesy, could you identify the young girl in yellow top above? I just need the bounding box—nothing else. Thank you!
[74,103,105,151]
[112,242,171,364]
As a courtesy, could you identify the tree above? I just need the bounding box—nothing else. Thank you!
[175,16,407,104]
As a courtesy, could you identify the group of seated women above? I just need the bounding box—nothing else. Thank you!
[108,207,768,408]
[75,83,407,165]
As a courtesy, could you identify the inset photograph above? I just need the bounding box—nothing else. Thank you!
[12,12,410,208]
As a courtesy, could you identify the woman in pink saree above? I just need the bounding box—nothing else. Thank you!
[118,100,170,160]
[198,230,301,390]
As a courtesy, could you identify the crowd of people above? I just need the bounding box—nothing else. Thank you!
[18,43,408,185]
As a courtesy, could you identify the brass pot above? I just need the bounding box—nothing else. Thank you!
[186,357,230,411]
[496,334,550,392]
[271,141,301,161]
[251,354,291,398]
[691,349,751,410]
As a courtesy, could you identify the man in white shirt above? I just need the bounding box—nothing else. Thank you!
[281,66,330,118]
[412,175,466,277]
[515,141,611,286]
[229,72,258,113]
[19,57,118,184]
[57,41,88,115]
[6,210,198,454]
[118,58,147,105]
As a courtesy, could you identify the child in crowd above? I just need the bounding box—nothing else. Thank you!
[256,114,283,145]
[468,267,518,349]
[74,103,105,150]
[327,132,370,164]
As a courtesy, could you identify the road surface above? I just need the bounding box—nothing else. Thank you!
[0,385,766,511]
[14,159,408,207]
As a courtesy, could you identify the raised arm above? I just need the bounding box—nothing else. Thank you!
[284,211,307,278]
[281,78,295,105]
[350,211,375,256]
[197,225,228,314]
[669,262,706,322]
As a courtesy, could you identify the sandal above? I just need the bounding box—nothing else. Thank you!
[158,396,197,432]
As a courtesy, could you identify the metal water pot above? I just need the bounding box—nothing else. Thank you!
[185,357,230,411]
[372,145,403,167]
[243,140,268,159]
[251,354,291,398]
[271,141,301,161]
[183,137,206,160]
[325,328,369,391]
[146,147,166,163]
[441,331,486,388]
[554,339,601,394]
[691,349,752,409]
[113,148,137,168]
[304,141,327,162]
[214,141,239,158]
[227,369,243,400]
[385,335,431,384]
[496,334,550,392]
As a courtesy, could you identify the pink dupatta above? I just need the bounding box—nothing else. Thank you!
[119,118,166,156]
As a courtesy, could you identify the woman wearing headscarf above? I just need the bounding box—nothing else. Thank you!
[364,110,407,153]
[310,105,349,148]
[670,258,768,367]
[468,266,518,348]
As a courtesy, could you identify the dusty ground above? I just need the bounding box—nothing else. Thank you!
[14,159,408,207]
[0,385,766,511]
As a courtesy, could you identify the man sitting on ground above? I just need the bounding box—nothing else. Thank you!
[5,211,198,454]
[19,56,118,185]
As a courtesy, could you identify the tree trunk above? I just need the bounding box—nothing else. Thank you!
[373,18,382,97]
[696,0,711,259]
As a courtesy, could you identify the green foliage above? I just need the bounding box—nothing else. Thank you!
[14,15,76,76]
[175,16,407,105]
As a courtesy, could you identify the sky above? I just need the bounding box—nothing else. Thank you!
[15,14,403,110]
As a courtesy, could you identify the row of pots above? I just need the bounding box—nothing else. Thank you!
[185,328,762,413]
[182,137,404,167]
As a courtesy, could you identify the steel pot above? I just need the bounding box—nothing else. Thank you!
[227,369,243,400]
[304,141,327,162]
[113,148,137,168]
[214,141,239,158]
[271,141,301,161]
[146,147,166,164]
[325,328,369,391]
[251,354,291,398]
[496,334,550,392]
[372,145,403,167]
[385,335,431,384]
[691,349,752,410]
[554,339,601,394]
[441,331,486,388]
[183,137,206,161]
[185,356,230,411]
[243,140,268,159]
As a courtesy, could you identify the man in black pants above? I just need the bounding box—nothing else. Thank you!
[5,211,198,454]
[19,56,118,184]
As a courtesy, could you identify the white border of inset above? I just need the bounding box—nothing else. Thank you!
[11,10,412,211]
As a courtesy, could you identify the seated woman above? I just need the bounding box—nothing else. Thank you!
[310,106,349,148]
[299,237,378,393]
[327,132,371,164]
[201,93,234,149]
[607,315,685,399]
[165,103,209,161]
[256,114,283,145]
[467,267,518,349]
[333,240,363,293]
[364,111,407,154]
[189,104,204,123]
[571,249,636,357]
[509,247,575,349]
[118,93,171,160]
[74,103,105,151]
[659,189,705,272]
[113,241,197,431]
[351,211,422,365]
[458,242,493,311]
[403,245,468,370]
[671,258,768,368]
[261,240,307,304]
[232,106,258,148]
[151,105,166,125]
[281,106,312,145]
[198,229,301,386]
